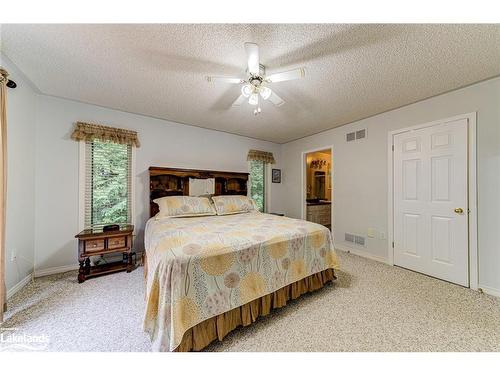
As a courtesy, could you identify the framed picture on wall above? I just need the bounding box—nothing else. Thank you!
[272,169,281,183]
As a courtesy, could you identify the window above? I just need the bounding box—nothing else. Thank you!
[249,160,265,212]
[83,140,132,228]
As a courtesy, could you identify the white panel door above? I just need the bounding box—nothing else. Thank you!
[393,118,468,286]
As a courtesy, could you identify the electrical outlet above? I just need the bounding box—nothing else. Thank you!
[380,232,386,240]
[10,249,17,262]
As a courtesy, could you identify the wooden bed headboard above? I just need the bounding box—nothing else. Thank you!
[149,166,249,217]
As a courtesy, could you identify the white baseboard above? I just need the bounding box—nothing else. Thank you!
[479,285,500,298]
[335,243,391,265]
[34,264,79,277]
[7,273,33,299]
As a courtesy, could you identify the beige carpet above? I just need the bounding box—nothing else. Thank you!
[2,251,499,352]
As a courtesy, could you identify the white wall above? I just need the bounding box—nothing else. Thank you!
[34,95,283,272]
[280,76,500,293]
[1,54,38,292]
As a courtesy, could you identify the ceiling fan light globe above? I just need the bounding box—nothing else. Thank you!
[249,93,259,106]
[241,84,253,97]
[260,86,272,100]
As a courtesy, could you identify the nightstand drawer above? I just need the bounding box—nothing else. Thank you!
[86,239,105,252]
[108,236,126,249]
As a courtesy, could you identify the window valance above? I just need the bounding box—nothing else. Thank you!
[247,149,275,164]
[71,121,140,147]
[0,68,8,84]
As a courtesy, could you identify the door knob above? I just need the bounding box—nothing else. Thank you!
[454,208,464,214]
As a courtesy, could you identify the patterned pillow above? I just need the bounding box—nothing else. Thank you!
[212,195,257,215]
[153,196,216,218]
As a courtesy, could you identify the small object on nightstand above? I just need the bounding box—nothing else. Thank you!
[75,224,136,283]
[103,224,120,232]
[270,212,285,216]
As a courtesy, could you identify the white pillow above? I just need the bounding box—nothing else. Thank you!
[211,195,257,215]
[153,196,216,218]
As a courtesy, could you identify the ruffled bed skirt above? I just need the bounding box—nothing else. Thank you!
[174,268,336,352]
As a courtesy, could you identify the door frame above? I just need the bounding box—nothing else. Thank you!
[387,112,478,290]
[301,145,334,226]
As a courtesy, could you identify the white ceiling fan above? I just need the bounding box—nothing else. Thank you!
[207,42,305,115]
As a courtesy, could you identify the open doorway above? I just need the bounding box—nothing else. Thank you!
[302,147,333,230]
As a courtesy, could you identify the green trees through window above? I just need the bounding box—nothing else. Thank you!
[86,140,132,227]
[250,160,265,212]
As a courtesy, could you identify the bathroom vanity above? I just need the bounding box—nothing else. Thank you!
[306,200,331,228]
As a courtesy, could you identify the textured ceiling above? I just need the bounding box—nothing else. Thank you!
[1,24,499,143]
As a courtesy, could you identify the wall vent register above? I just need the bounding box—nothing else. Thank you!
[354,235,366,246]
[345,233,355,242]
[344,232,366,246]
[346,129,367,142]
[356,129,366,139]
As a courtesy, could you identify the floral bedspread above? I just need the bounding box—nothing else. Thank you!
[143,212,339,351]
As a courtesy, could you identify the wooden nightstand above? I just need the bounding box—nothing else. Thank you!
[75,225,136,283]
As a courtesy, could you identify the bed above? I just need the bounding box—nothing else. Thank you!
[143,167,339,352]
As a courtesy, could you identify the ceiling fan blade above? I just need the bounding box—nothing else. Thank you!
[206,76,244,84]
[268,90,285,107]
[231,94,247,107]
[244,42,260,75]
[266,68,305,83]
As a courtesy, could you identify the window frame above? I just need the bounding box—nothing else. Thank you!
[78,140,136,230]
